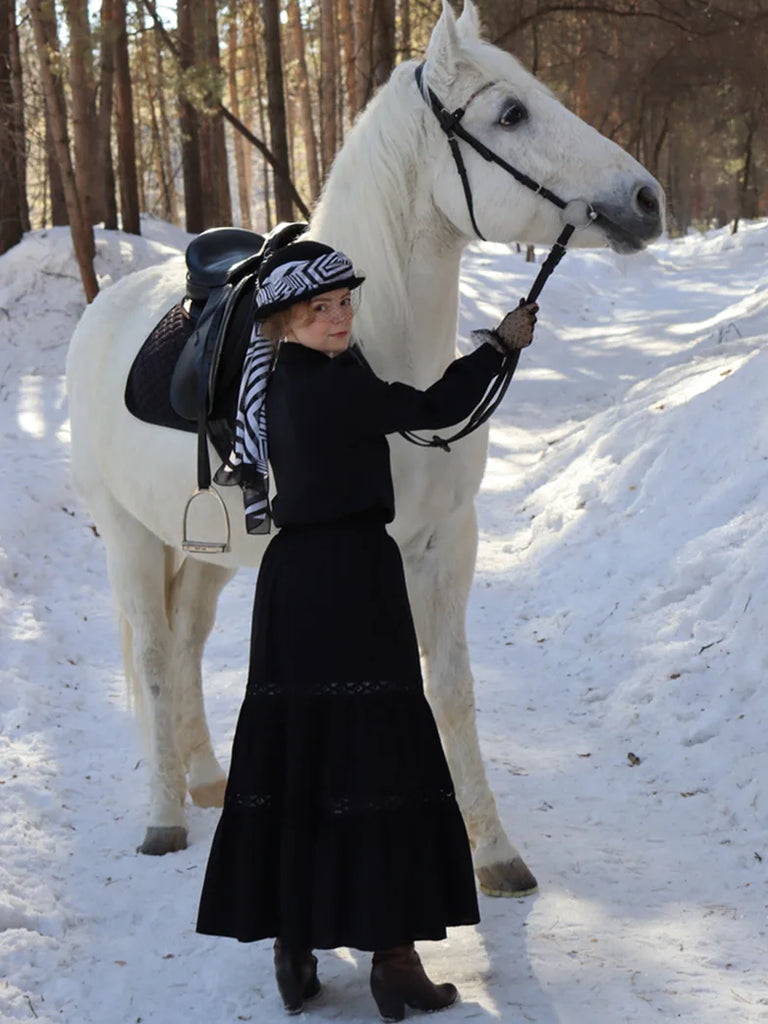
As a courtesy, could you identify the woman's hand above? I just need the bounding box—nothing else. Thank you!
[493,300,539,351]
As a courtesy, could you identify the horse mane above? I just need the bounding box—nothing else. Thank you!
[310,60,430,354]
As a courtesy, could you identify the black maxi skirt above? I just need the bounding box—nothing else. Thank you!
[196,514,480,951]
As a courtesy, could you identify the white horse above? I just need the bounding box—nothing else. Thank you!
[66,1,663,896]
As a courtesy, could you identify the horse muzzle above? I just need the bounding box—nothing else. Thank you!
[592,179,666,253]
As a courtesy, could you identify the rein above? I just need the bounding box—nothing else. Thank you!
[400,65,593,453]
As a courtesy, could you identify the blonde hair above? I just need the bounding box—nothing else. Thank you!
[261,301,317,342]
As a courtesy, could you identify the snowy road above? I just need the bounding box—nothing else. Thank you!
[1,221,766,1023]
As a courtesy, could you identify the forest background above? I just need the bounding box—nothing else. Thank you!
[1,0,767,300]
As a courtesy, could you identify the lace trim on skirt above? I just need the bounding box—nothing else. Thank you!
[226,787,455,815]
[245,677,419,698]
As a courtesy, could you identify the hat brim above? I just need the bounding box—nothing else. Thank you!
[255,274,365,322]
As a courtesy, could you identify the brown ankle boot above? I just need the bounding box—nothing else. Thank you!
[273,939,321,1014]
[370,944,458,1022]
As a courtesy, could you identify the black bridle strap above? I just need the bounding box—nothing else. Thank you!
[414,63,568,238]
[447,133,486,240]
[526,223,575,304]
[395,219,577,450]
[396,68,582,453]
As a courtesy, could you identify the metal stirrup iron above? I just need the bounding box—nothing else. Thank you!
[182,486,231,554]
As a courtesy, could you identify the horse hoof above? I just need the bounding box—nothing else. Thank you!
[189,778,226,808]
[138,826,188,855]
[476,857,538,897]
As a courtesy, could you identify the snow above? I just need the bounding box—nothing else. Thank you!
[1,217,767,1023]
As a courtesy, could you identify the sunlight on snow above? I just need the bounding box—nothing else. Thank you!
[9,599,43,641]
[17,375,46,440]
[57,418,71,445]
[530,890,753,1009]
[654,355,754,411]
[522,366,567,382]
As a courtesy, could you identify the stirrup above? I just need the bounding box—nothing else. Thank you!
[181,486,231,553]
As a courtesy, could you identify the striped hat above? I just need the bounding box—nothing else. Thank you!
[254,240,365,321]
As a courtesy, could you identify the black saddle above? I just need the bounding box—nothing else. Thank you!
[185,226,267,301]
[171,221,307,423]
[125,221,307,551]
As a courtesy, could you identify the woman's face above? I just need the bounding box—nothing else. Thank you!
[285,288,354,356]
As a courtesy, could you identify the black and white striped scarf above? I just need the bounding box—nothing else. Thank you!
[214,325,275,534]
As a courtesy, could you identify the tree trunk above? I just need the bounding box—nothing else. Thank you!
[372,0,395,89]
[46,113,69,226]
[319,0,337,181]
[247,3,272,228]
[338,0,356,124]
[228,6,252,227]
[261,0,293,221]
[177,0,204,232]
[204,0,232,225]
[733,107,760,235]
[240,6,254,219]
[113,0,140,233]
[0,0,23,251]
[8,0,30,233]
[191,0,231,228]
[399,0,411,61]
[28,0,98,300]
[139,8,174,223]
[352,0,373,113]
[287,0,320,199]
[62,0,100,225]
[98,0,119,229]
[134,3,148,216]
[153,22,179,225]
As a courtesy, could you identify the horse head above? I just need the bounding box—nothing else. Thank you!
[311,0,665,370]
[421,1,665,253]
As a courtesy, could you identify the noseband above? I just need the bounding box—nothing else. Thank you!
[396,66,595,452]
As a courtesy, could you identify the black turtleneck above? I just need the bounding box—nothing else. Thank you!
[265,340,504,527]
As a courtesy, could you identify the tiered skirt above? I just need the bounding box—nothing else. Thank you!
[196,516,479,950]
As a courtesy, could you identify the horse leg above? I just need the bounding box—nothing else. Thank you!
[167,556,235,808]
[404,503,538,897]
[98,499,189,855]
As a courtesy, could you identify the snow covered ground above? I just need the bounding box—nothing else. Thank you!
[1,218,766,1023]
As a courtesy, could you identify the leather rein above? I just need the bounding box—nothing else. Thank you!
[400,65,595,452]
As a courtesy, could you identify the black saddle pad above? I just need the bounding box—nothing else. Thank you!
[125,284,254,455]
[125,302,197,433]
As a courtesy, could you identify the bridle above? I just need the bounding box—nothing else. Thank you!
[414,63,572,240]
[398,65,596,452]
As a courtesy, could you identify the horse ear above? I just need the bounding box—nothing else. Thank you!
[424,1,464,89]
[456,0,482,41]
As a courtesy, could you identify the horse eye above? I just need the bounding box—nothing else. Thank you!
[498,101,527,128]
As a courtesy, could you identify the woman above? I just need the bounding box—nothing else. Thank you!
[197,240,537,1021]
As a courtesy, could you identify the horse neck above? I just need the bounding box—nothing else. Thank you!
[355,225,465,386]
[397,232,465,385]
[310,70,466,385]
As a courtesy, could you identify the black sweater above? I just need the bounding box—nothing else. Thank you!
[266,340,504,527]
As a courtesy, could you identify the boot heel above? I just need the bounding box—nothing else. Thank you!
[370,973,406,1022]
[274,941,321,1014]
[370,945,458,1021]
